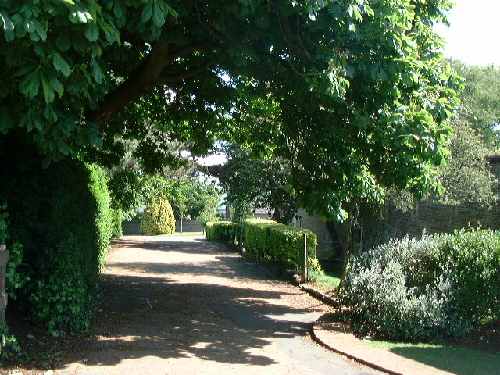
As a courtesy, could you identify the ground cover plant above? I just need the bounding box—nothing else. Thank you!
[340,229,500,342]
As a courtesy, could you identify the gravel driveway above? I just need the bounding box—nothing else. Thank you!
[57,234,381,375]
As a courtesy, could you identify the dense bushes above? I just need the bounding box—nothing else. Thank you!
[340,229,500,341]
[205,221,239,242]
[141,196,176,235]
[0,140,115,334]
[206,219,320,272]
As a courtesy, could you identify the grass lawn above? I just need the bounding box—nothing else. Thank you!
[365,339,500,375]
[308,269,341,290]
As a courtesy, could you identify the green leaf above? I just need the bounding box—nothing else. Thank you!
[52,53,72,77]
[84,23,99,42]
[50,77,64,98]
[33,20,48,41]
[41,74,55,104]
[56,34,71,52]
[91,59,103,84]
[141,2,153,23]
[152,0,166,28]
[0,11,15,42]
[19,70,40,98]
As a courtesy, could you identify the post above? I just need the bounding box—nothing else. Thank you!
[303,233,308,283]
[0,244,8,328]
[180,215,183,233]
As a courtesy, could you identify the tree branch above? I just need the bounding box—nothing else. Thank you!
[88,40,212,124]
[88,41,171,124]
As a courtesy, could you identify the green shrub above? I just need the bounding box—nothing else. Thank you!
[205,221,240,243]
[0,141,114,334]
[30,235,92,334]
[6,242,28,300]
[141,196,176,235]
[0,326,20,363]
[242,219,319,271]
[111,208,123,238]
[340,229,500,341]
[87,164,114,269]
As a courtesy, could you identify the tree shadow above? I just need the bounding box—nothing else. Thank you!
[389,345,500,375]
[113,237,234,256]
[11,236,323,370]
[47,274,318,369]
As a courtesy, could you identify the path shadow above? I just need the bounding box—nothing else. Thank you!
[46,273,318,369]
[12,236,322,370]
[113,237,231,256]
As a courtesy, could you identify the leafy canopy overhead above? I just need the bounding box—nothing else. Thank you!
[0,0,460,219]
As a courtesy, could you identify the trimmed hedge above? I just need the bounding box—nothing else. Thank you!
[243,219,318,271]
[340,229,500,341]
[206,219,320,272]
[205,221,239,243]
[0,139,114,334]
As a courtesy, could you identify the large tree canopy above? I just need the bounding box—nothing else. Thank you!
[0,0,459,219]
[451,61,500,149]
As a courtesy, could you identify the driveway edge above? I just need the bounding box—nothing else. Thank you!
[309,322,399,375]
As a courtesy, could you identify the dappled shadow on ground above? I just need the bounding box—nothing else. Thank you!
[390,345,500,375]
[11,236,323,370]
[49,275,316,368]
[111,237,281,281]
[113,237,229,256]
[109,257,275,281]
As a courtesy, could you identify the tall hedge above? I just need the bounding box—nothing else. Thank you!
[0,137,114,334]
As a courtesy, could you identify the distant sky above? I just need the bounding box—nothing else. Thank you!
[436,0,500,66]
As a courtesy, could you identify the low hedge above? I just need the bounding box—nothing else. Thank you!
[340,229,500,341]
[243,219,318,271]
[205,221,239,243]
[206,219,320,272]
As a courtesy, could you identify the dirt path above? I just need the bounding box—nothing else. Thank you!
[56,234,380,375]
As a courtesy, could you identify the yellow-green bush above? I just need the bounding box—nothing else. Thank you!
[141,196,175,235]
[242,219,318,271]
[205,221,239,242]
